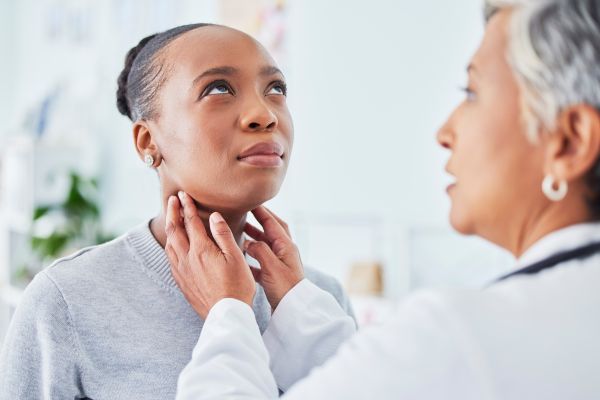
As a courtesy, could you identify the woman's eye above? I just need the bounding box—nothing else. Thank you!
[201,81,233,98]
[267,82,287,96]
[207,84,231,95]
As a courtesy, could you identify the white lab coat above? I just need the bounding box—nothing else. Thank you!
[176,223,600,399]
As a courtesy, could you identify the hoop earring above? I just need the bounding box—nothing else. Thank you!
[542,174,568,202]
[144,154,155,168]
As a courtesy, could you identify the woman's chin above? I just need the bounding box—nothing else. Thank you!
[241,191,279,211]
[240,180,283,205]
[185,178,283,212]
[216,189,280,215]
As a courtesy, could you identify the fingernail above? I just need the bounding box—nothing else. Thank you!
[210,212,224,224]
[178,191,185,201]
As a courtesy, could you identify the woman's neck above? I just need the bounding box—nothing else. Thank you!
[150,206,247,250]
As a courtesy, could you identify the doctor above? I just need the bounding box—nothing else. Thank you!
[167,0,600,398]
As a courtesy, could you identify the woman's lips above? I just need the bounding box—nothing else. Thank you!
[238,142,284,168]
[238,154,283,167]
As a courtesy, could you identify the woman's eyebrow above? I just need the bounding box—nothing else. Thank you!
[190,66,238,89]
[189,66,285,91]
[261,66,284,78]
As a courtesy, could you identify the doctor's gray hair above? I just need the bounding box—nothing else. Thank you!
[485,0,600,217]
[484,0,600,142]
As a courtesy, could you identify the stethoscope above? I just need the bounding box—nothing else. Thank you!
[494,241,600,283]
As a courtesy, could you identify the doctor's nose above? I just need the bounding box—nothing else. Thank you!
[436,113,456,151]
[437,125,453,150]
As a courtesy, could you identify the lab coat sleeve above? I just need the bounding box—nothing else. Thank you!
[261,279,357,391]
[176,291,493,400]
[176,298,280,400]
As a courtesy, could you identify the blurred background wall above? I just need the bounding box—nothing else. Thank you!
[0,0,513,338]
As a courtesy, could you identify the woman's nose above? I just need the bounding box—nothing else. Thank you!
[240,101,278,132]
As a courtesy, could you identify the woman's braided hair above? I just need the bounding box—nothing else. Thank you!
[116,23,213,121]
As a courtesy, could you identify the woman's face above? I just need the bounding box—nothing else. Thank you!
[436,11,547,247]
[149,26,293,213]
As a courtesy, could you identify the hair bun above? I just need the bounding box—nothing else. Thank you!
[116,34,157,120]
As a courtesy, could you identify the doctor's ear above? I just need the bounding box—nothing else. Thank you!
[544,105,600,183]
[133,120,162,168]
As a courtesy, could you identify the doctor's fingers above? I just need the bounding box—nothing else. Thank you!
[244,238,303,281]
[244,222,269,243]
[262,207,291,238]
[249,265,263,283]
[245,222,300,263]
[209,212,244,260]
[244,240,282,272]
[170,261,211,319]
[166,196,189,256]
[251,206,291,245]
[177,191,214,253]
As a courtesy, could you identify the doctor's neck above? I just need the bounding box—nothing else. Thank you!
[505,195,593,258]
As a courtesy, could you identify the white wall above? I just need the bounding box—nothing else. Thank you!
[0,1,16,129]
[278,0,483,223]
[271,0,510,295]
[0,0,513,301]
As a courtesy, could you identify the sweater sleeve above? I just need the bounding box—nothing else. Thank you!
[0,271,84,400]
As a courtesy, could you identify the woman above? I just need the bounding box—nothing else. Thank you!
[168,0,600,398]
[0,24,354,399]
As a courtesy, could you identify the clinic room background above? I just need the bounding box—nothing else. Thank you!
[0,0,513,341]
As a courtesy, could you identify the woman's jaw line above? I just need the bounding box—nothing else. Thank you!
[150,204,248,250]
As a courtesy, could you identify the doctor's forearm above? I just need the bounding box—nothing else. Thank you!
[262,279,357,391]
[176,298,279,400]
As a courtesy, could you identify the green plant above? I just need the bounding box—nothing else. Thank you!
[29,171,114,263]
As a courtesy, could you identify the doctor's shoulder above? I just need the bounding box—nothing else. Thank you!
[377,268,600,397]
[395,266,600,347]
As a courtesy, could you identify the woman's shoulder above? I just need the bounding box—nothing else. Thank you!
[303,266,354,317]
[38,223,150,291]
[44,232,132,276]
[303,266,342,293]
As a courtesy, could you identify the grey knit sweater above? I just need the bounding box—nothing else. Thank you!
[0,222,354,400]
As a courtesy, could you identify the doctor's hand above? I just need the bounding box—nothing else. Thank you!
[164,192,256,320]
[244,206,304,311]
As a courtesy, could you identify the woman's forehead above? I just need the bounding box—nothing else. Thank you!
[165,25,276,74]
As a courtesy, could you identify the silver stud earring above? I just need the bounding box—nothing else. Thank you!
[542,174,568,202]
[144,154,155,168]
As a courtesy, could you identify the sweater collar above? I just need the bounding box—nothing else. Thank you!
[127,220,256,290]
[127,221,177,289]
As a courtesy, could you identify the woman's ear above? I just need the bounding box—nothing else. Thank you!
[133,120,162,167]
[545,105,600,182]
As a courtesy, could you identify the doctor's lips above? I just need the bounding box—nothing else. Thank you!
[444,167,457,193]
[237,142,284,167]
